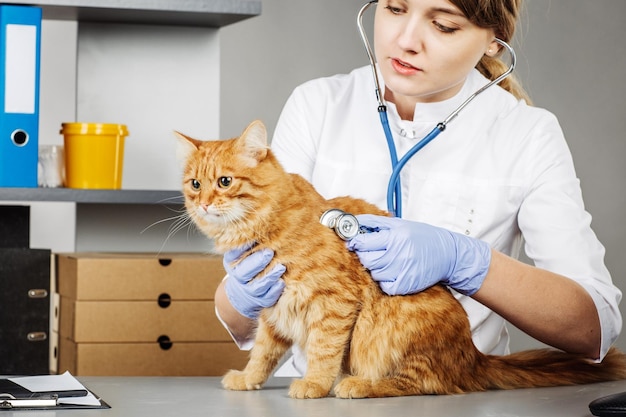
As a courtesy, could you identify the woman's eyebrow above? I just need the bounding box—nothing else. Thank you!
[430,6,466,18]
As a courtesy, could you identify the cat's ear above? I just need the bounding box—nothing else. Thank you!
[238,120,269,166]
[174,131,200,165]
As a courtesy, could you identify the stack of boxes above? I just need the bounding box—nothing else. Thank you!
[56,252,248,376]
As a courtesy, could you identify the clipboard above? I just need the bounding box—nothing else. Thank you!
[0,380,58,408]
[0,395,111,411]
[0,374,110,410]
[0,394,58,409]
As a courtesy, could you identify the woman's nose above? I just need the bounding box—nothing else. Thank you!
[396,18,423,54]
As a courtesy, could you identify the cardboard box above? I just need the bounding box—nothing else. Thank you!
[49,330,58,374]
[56,252,225,301]
[60,299,232,342]
[56,252,246,376]
[58,338,249,376]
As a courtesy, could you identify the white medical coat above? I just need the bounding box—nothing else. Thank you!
[264,66,621,374]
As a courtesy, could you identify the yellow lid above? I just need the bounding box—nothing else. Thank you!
[60,123,129,136]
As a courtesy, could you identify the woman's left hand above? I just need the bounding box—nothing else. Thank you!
[347,214,492,296]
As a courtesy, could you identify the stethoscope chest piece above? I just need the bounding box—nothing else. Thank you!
[319,209,360,240]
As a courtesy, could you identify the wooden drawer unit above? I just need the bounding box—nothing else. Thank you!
[56,252,247,376]
[59,339,248,377]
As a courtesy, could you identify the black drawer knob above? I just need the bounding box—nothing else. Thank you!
[158,293,171,308]
[157,335,173,350]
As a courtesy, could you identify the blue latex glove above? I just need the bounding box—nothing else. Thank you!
[223,245,286,319]
[346,214,491,296]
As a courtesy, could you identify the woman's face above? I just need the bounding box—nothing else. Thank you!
[374,0,498,108]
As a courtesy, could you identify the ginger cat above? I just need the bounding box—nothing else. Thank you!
[176,120,626,399]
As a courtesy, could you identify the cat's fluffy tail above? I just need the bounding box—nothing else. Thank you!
[479,347,626,390]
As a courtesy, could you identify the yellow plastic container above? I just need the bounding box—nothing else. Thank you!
[61,123,129,189]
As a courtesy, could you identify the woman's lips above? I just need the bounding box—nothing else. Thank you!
[391,58,421,75]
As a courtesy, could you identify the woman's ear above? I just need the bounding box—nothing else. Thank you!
[485,39,501,57]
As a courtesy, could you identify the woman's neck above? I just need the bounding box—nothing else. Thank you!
[384,78,468,121]
[385,91,416,121]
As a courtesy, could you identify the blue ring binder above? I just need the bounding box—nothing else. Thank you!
[0,5,42,187]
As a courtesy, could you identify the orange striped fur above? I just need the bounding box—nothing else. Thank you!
[177,120,626,399]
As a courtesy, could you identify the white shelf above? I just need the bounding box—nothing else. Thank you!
[0,0,243,252]
[0,188,183,205]
[0,0,261,27]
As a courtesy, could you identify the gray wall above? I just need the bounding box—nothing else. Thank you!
[220,0,626,352]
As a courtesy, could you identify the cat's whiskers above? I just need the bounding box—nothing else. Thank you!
[142,208,199,254]
[224,208,250,232]
[157,194,186,205]
[211,202,268,247]
[140,206,187,234]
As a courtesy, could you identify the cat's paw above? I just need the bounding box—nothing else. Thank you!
[288,379,330,399]
[334,376,373,399]
[221,370,263,391]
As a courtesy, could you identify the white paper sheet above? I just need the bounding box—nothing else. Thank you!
[9,371,102,406]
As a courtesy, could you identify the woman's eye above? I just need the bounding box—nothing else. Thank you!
[434,21,458,34]
[191,179,201,190]
[218,176,232,188]
[385,5,403,15]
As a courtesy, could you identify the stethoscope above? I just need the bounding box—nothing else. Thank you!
[356,0,517,218]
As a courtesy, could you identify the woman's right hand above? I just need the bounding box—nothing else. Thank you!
[223,245,286,320]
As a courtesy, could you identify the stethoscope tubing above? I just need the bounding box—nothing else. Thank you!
[385,122,444,218]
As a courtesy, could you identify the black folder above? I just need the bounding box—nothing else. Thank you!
[0,248,51,375]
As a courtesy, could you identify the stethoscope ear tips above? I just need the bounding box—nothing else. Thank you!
[319,208,360,240]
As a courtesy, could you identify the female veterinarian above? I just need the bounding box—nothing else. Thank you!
[214,0,622,375]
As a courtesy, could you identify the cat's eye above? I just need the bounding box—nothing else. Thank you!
[191,179,201,190]
[218,176,232,188]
